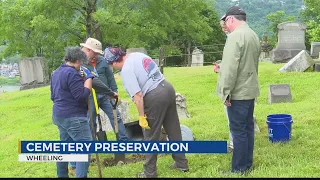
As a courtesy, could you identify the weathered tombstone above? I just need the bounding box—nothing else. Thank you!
[19,57,49,90]
[272,22,307,63]
[314,62,320,72]
[97,100,131,132]
[176,93,191,119]
[153,59,159,66]
[191,47,204,67]
[279,50,315,72]
[259,34,273,62]
[310,42,320,58]
[126,48,147,55]
[268,84,292,104]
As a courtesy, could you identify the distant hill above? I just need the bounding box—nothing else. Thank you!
[214,0,304,38]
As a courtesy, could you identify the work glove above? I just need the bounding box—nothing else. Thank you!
[80,66,94,79]
[139,115,150,129]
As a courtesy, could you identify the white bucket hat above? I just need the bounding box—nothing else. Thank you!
[80,38,104,55]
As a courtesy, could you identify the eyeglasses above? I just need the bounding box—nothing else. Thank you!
[224,16,232,23]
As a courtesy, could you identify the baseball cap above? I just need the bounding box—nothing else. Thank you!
[220,6,246,21]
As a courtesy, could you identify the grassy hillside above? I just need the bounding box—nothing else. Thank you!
[0,76,20,85]
[1,62,320,178]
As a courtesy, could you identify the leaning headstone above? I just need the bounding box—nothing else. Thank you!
[279,50,315,72]
[268,84,292,104]
[97,100,131,132]
[176,93,191,119]
[19,57,49,90]
[314,62,320,72]
[310,42,320,58]
[191,47,204,67]
[272,22,307,63]
[126,48,148,55]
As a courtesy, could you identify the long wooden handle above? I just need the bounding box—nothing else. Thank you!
[88,98,102,178]
[113,110,118,134]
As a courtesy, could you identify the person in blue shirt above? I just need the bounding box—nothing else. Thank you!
[50,46,94,178]
[103,47,189,178]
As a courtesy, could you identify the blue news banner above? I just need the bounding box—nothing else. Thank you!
[20,141,228,154]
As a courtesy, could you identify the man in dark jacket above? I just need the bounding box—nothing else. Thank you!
[80,38,128,141]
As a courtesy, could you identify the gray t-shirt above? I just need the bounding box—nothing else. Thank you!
[121,52,165,98]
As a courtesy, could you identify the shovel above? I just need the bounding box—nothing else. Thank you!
[88,89,103,178]
[110,97,126,164]
[92,88,108,141]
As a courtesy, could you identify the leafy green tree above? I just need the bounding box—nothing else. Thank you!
[266,11,295,47]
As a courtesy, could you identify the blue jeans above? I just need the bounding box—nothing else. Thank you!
[226,99,255,173]
[70,94,128,169]
[52,114,92,178]
[90,94,128,141]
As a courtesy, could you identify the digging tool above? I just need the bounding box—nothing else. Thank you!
[88,90,102,178]
[92,88,108,141]
[110,97,126,164]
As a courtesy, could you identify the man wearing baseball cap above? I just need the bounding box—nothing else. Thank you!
[216,6,261,174]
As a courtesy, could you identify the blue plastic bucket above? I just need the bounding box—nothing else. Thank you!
[266,114,293,143]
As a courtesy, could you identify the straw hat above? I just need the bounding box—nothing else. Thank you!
[80,38,104,55]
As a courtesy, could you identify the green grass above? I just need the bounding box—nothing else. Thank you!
[1,62,320,178]
[0,76,20,85]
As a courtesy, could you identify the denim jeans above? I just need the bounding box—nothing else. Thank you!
[226,99,255,173]
[89,94,128,141]
[70,94,129,169]
[52,114,92,178]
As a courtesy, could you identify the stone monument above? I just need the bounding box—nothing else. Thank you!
[19,57,49,90]
[314,61,320,72]
[268,84,292,104]
[259,34,273,62]
[191,47,204,67]
[97,100,131,132]
[279,50,315,72]
[272,22,307,63]
[310,42,320,58]
[176,93,191,119]
[126,47,147,55]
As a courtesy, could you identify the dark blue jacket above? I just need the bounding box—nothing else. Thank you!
[50,64,90,118]
[86,56,118,93]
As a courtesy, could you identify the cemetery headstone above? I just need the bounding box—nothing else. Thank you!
[191,47,204,67]
[19,57,49,90]
[268,84,292,104]
[272,22,307,63]
[279,50,315,72]
[97,100,131,132]
[314,62,320,72]
[310,42,320,58]
[259,34,273,62]
[126,47,148,55]
[176,93,191,119]
[153,59,159,66]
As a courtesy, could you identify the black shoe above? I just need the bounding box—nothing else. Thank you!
[169,162,189,172]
